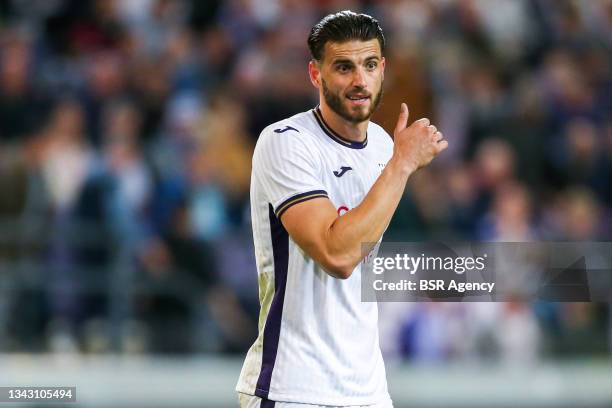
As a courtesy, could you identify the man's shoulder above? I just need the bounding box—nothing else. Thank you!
[253,109,323,166]
[367,120,391,138]
[256,109,319,149]
[367,120,394,148]
[260,110,316,136]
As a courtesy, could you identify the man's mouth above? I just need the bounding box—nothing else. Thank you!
[346,94,370,105]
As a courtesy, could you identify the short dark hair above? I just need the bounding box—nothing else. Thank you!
[307,10,385,62]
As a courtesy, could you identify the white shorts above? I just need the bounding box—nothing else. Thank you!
[237,393,394,408]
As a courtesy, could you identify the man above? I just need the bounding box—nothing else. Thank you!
[237,10,447,408]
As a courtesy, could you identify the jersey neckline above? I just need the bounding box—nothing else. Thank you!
[312,106,368,149]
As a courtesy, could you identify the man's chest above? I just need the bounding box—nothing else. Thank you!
[319,149,389,214]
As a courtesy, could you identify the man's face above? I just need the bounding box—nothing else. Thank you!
[314,39,385,124]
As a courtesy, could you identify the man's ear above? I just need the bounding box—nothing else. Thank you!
[308,60,321,89]
[381,56,386,80]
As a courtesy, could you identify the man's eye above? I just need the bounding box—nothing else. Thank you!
[337,65,350,72]
[366,61,377,70]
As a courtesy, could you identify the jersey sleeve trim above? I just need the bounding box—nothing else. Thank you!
[275,190,328,218]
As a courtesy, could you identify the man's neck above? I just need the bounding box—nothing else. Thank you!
[319,103,368,142]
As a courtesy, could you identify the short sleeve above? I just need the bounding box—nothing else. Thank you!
[253,126,328,218]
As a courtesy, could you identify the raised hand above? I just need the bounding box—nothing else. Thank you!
[392,103,448,173]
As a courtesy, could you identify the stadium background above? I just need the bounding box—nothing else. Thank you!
[0,0,610,406]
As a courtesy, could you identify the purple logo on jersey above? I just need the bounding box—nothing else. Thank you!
[274,126,299,133]
[333,166,352,177]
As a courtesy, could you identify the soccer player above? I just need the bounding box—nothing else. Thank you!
[236,10,447,408]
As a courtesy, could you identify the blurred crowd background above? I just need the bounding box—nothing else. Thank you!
[0,0,610,368]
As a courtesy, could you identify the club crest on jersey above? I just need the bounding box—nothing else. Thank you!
[333,166,352,177]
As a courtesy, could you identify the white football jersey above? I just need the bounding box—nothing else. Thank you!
[236,106,394,406]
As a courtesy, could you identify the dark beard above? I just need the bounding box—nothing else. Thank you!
[322,78,383,124]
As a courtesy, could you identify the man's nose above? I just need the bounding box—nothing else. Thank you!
[352,67,367,88]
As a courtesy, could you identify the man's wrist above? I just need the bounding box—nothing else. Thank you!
[388,155,416,179]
